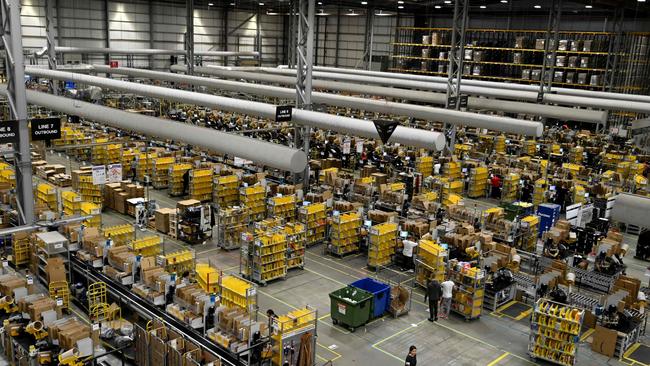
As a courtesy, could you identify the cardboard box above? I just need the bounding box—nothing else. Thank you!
[46,257,67,283]
[115,193,128,214]
[591,325,617,357]
[154,208,175,234]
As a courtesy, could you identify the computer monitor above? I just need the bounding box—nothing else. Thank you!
[400,231,408,239]
[441,243,449,250]
[520,179,525,185]
[584,193,589,198]
[333,210,340,216]
[462,168,468,173]
[364,220,372,228]
[505,140,510,144]
[549,185,556,191]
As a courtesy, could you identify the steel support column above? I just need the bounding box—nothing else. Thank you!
[45,0,58,94]
[604,8,623,92]
[222,7,228,66]
[334,6,340,68]
[358,7,374,70]
[287,1,297,68]
[103,0,110,65]
[444,0,469,153]
[1,0,35,225]
[148,0,155,69]
[294,0,314,187]
[539,0,562,99]
[256,8,262,66]
[185,0,194,75]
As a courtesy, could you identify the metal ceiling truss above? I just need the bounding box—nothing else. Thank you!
[444,0,469,153]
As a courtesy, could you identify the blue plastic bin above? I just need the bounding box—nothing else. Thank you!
[350,277,391,318]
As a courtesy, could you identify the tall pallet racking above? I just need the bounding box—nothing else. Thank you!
[285,222,306,270]
[36,183,57,211]
[298,202,327,246]
[151,156,175,189]
[268,195,297,221]
[368,222,398,268]
[329,212,361,256]
[189,168,213,202]
[529,299,584,366]
[213,174,240,207]
[241,185,266,220]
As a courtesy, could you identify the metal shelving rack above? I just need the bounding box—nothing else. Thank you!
[529,299,584,366]
[447,263,486,321]
[391,27,650,95]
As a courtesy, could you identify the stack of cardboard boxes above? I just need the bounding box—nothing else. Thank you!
[18,294,59,321]
[104,181,145,214]
[154,207,176,234]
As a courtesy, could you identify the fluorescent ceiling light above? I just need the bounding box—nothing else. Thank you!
[534,5,541,8]
[585,4,592,8]
[316,9,331,15]
[480,5,486,8]
[435,5,441,8]
[500,0,508,3]
[398,5,404,9]
[208,2,214,6]
[361,1,367,4]
[375,10,395,16]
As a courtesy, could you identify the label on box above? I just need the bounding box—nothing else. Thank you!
[56,298,63,306]
[92,323,100,331]
[27,277,33,285]
[54,243,63,249]
[338,303,346,315]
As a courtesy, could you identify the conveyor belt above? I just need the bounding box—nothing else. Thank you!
[69,256,243,366]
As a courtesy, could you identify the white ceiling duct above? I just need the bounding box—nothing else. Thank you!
[0,86,306,172]
[91,65,543,137]
[45,46,259,58]
[25,67,445,151]
[181,65,605,124]
[611,193,650,228]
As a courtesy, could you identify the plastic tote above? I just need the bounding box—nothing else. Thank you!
[329,286,373,332]
[350,277,391,318]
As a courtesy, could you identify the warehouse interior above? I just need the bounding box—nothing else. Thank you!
[0,0,649,365]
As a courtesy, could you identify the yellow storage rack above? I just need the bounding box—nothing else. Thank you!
[74,133,92,162]
[128,235,162,257]
[62,191,81,216]
[522,140,537,156]
[447,263,485,321]
[443,161,461,180]
[533,179,547,206]
[520,215,539,252]
[213,174,240,207]
[169,163,193,196]
[285,222,306,270]
[121,148,137,175]
[329,212,361,256]
[270,307,317,366]
[241,186,266,220]
[298,202,327,246]
[91,137,108,165]
[0,162,15,187]
[415,239,448,288]
[151,156,175,189]
[220,275,256,311]
[217,206,251,250]
[103,224,135,246]
[467,166,488,198]
[569,146,584,164]
[501,173,521,203]
[11,232,30,266]
[106,143,122,164]
[36,183,57,211]
[159,249,195,274]
[136,152,158,182]
[80,202,102,228]
[573,185,586,204]
[268,195,296,221]
[196,263,220,293]
[529,299,584,366]
[494,135,506,154]
[368,222,397,268]
[416,156,434,176]
[249,231,288,284]
[77,173,103,206]
[189,168,213,202]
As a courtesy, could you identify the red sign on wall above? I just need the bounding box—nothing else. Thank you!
[109,61,119,68]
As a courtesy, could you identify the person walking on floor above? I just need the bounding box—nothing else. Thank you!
[404,345,417,366]
[424,279,442,322]
[440,279,455,319]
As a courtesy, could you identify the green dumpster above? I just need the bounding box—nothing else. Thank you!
[329,286,373,332]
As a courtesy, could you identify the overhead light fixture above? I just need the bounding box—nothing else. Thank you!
[480,5,486,8]
[361,1,367,4]
[500,0,508,3]
[585,4,593,8]
[317,1,323,4]
[259,2,264,5]
[375,10,395,16]
[346,9,360,16]
[639,0,647,3]
[534,5,541,8]
[444,0,451,4]
[316,9,331,15]
[398,5,404,9]
[398,0,404,3]
[434,5,441,8]
[208,2,214,6]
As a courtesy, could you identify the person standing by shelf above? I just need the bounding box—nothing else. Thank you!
[424,278,441,322]
[440,279,455,319]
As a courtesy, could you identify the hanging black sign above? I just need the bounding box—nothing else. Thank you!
[0,120,19,144]
[459,95,469,109]
[373,119,399,144]
[31,117,61,141]
[276,105,293,122]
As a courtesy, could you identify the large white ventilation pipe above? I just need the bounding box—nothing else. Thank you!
[173,65,604,124]
[310,66,650,105]
[91,65,543,137]
[0,87,306,172]
[45,46,259,58]
[25,68,445,151]
[253,67,650,114]
[611,193,650,228]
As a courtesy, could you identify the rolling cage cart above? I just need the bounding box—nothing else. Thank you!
[529,298,584,366]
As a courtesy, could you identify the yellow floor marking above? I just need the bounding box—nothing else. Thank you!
[318,313,331,321]
[305,254,363,279]
[304,267,347,286]
[487,352,510,366]
[371,344,404,362]
[515,308,533,321]
[196,247,222,255]
[580,328,595,342]
[317,342,342,361]
[372,319,427,347]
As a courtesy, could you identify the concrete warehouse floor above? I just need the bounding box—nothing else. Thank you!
[44,151,649,366]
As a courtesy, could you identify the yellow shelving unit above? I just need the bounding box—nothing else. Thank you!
[220,275,256,311]
[529,299,584,366]
[189,168,213,202]
[151,156,175,189]
[533,178,547,206]
[121,148,137,175]
[91,137,108,165]
[80,202,102,228]
[0,162,15,187]
[62,191,81,216]
[298,202,327,246]
[495,135,506,154]
[159,249,195,274]
[368,222,397,268]
[213,174,240,207]
[241,185,266,220]
[106,143,122,164]
[36,183,57,211]
[196,263,220,293]
[77,173,103,206]
[520,215,539,252]
[501,173,521,203]
[329,212,361,256]
[448,263,485,321]
[467,166,488,198]
[268,195,296,221]
[103,224,135,246]
[569,146,584,164]
[11,232,30,266]
[249,231,288,284]
[522,140,537,156]
[416,156,434,176]
[169,163,193,196]
[415,239,447,288]
[137,152,158,182]
[128,235,163,257]
[443,161,461,180]
[285,222,306,270]
[270,307,317,366]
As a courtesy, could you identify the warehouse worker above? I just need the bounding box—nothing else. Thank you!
[490,174,502,199]
[404,345,417,366]
[401,237,418,272]
[103,234,113,266]
[182,169,190,195]
[440,279,455,319]
[424,279,441,322]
